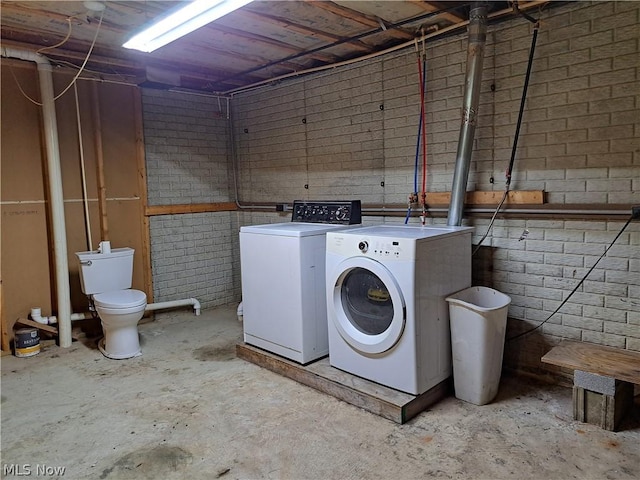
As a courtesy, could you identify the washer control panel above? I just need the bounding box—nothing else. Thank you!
[292,200,361,224]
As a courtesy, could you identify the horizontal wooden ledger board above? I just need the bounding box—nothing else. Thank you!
[144,192,542,217]
[425,190,544,205]
[145,202,238,216]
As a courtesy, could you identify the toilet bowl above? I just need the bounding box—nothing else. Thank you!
[93,289,147,359]
[76,246,148,360]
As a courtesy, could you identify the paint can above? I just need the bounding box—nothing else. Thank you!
[15,328,40,357]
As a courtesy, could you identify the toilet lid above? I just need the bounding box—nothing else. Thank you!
[93,290,147,309]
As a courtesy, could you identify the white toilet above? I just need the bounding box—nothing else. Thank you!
[76,247,147,359]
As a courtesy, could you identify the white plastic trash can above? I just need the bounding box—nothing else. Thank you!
[446,286,511,406]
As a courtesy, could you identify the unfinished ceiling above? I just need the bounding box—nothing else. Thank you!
[0,1,547,94]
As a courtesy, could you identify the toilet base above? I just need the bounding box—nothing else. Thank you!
[98,337,142,360]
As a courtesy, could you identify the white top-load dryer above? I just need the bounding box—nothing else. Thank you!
[326,224,473,395]
[240,200,361,364]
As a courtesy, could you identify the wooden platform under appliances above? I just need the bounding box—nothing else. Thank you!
[236,343,451,424]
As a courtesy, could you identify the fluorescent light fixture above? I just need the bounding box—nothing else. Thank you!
[123,0,253,53]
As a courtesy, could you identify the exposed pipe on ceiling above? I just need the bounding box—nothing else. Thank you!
[1,47,73,348]
[447,2,488,227]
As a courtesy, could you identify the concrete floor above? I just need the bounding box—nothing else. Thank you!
[1,304,639,480]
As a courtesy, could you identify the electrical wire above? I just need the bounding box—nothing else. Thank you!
[506,23,539,186]
[49,58,131,82]
[472,189,509,256]
[7,10,105,105]
[53,9,104,100]
[8,65,42,106]
[36,16,75,54]
[472,9,539,254]
[507,214,635,342]
[420,47,428,225]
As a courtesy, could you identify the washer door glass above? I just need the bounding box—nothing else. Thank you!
[330,257,405,354]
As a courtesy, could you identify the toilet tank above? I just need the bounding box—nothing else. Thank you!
[76,247,134,295]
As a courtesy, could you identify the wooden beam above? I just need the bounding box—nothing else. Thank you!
[0,37,252,90]
[132,87,154,304]
[15,318,58,336]
[145,202,238,216]
[0,280,7,353]
[15,318,82,341]
[208,24,339,64]
[0,3,127,35]
[304,1,415,40]
[186,40,309,75]
[240,9,373,52]
[424,190,545,206]
[408,1,465,25]
[91,83,109,242]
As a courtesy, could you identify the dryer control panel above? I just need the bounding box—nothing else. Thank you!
[292,200,361,224]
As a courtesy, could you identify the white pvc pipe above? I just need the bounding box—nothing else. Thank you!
[146,298,201,316]
[30,307,92,325]
[236,301,243,322]
[73,81,93,251]
[30,307,55,325]
[2,47,73,347]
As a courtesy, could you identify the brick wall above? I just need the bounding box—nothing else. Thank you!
[148,213,239,307]
[231,1,639,377]
[143,89,231,205]
[142,89,240,308]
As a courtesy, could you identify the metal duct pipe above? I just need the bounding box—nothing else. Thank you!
[2,47,73,348]
[447,2,488,226]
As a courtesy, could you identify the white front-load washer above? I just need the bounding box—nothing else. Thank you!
[240,201,360,364]
[326,225,473,395]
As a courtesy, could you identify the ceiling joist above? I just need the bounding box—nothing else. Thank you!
[0,1,549,93]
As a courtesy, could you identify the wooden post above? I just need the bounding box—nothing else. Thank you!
[0,281,8,353]
[91,82,109,241]
[132,87,153,303]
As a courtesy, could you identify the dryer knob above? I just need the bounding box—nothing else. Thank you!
[358,241,369,253]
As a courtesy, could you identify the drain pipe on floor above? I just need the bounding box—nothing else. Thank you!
[29,299,202,325]
[29,308,94,325]
[146,298,201,316]
[2,47,73,347]
[447,2,488,227]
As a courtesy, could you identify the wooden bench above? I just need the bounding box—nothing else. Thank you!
[541,341,640,431]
